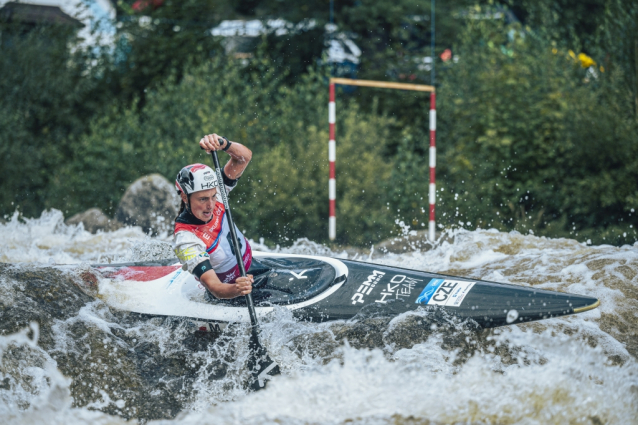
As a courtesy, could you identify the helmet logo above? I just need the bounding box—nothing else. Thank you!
[189,164,208,172]
[176,163,217,195]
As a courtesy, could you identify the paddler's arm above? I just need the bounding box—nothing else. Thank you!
[199,134,252,179]
[199,269,254,299]
[174,234,252,299]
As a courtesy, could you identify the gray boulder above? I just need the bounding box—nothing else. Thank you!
[66,208,122,233]
[116,174,179,235]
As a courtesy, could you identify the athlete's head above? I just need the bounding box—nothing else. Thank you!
[175,164,219,221]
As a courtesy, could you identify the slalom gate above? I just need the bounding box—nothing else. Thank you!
[328,78,437,240]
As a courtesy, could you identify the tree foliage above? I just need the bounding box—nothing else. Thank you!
[2,1,638,247]
[53,57,396,245]
[110,0,232,104]
[0,22,112,217]
[433,6,638,245]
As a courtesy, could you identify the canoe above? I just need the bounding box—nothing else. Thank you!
[93,251,600,328]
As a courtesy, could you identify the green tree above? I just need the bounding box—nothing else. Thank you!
[597,0,638,119]
[0,21,111,217]
[433,7,638,244]
[4,0,638,248]
[57,57,397,245]
[110,0,234,104]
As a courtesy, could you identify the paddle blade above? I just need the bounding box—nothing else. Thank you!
[247,331,280,391]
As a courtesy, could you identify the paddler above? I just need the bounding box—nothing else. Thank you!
[173,134,254,299]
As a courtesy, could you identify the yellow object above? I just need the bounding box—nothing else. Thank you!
[175,247,198,262]
[330,78,435,93]
[578,53,596,68]
[573,299,600,314]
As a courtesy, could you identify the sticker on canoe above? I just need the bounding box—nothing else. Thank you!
[415,279,476,307]
[103,265,181,282]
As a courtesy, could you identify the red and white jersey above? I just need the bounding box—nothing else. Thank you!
[173,181,250,280]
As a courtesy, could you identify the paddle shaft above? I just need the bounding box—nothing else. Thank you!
[200,140,279,391]
[209,150,261,329]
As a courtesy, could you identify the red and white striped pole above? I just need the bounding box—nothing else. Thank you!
[428,92,436,241]
[329,83,336,240]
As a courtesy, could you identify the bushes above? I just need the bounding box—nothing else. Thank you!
[0,24,111,218]
[3,4,637,247]
[54,58,397,246]
[432,15,638,245]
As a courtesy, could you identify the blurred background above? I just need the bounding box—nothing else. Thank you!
[1,0,637,247]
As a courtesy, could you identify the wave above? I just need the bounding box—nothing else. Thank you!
[1,209,636,423]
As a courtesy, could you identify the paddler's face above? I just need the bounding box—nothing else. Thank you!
[183,189,218,222]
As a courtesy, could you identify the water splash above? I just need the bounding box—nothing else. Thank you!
[1,210,637,424]
[0,209,169,264]
[169,327,638,425]
[0,323,130,424]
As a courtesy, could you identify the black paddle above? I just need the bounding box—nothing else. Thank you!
[208,143,280,391]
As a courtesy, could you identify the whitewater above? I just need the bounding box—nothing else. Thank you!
[1,209,636,424]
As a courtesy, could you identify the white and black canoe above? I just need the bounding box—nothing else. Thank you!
[93,252,600,329]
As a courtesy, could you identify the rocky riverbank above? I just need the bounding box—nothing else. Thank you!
[66,174,179,236]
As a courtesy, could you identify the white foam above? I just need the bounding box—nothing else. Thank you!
[176,328,638,424]
[0,324,129,425]
[2,212,638,424]
[0,209,166,264]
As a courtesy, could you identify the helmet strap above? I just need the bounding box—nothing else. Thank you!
[178,191,193,215]
[184,194,193,214]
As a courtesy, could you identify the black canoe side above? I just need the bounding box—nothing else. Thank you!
[292,259,600,328]
[90,256,600,328]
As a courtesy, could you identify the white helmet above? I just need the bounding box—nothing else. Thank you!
[175,163,218,195]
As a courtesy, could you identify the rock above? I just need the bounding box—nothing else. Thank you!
[65,208,122,233]
[0,263,215,420]
[116,174,179,235]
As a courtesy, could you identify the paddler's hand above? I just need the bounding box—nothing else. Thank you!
[234,274,253,296]
[199,133,229,153]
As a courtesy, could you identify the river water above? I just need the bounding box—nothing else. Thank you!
[1,209,637,424]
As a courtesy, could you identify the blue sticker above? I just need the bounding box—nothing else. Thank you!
[166,269,182,289]
[415,278,444,304]
[415,279,476,307]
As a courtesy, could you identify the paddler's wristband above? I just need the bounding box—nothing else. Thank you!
[193,260,213,279]
[221,137,232,152]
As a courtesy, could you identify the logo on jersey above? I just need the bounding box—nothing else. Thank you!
[175,247,198,262]
[174,201,226,254]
